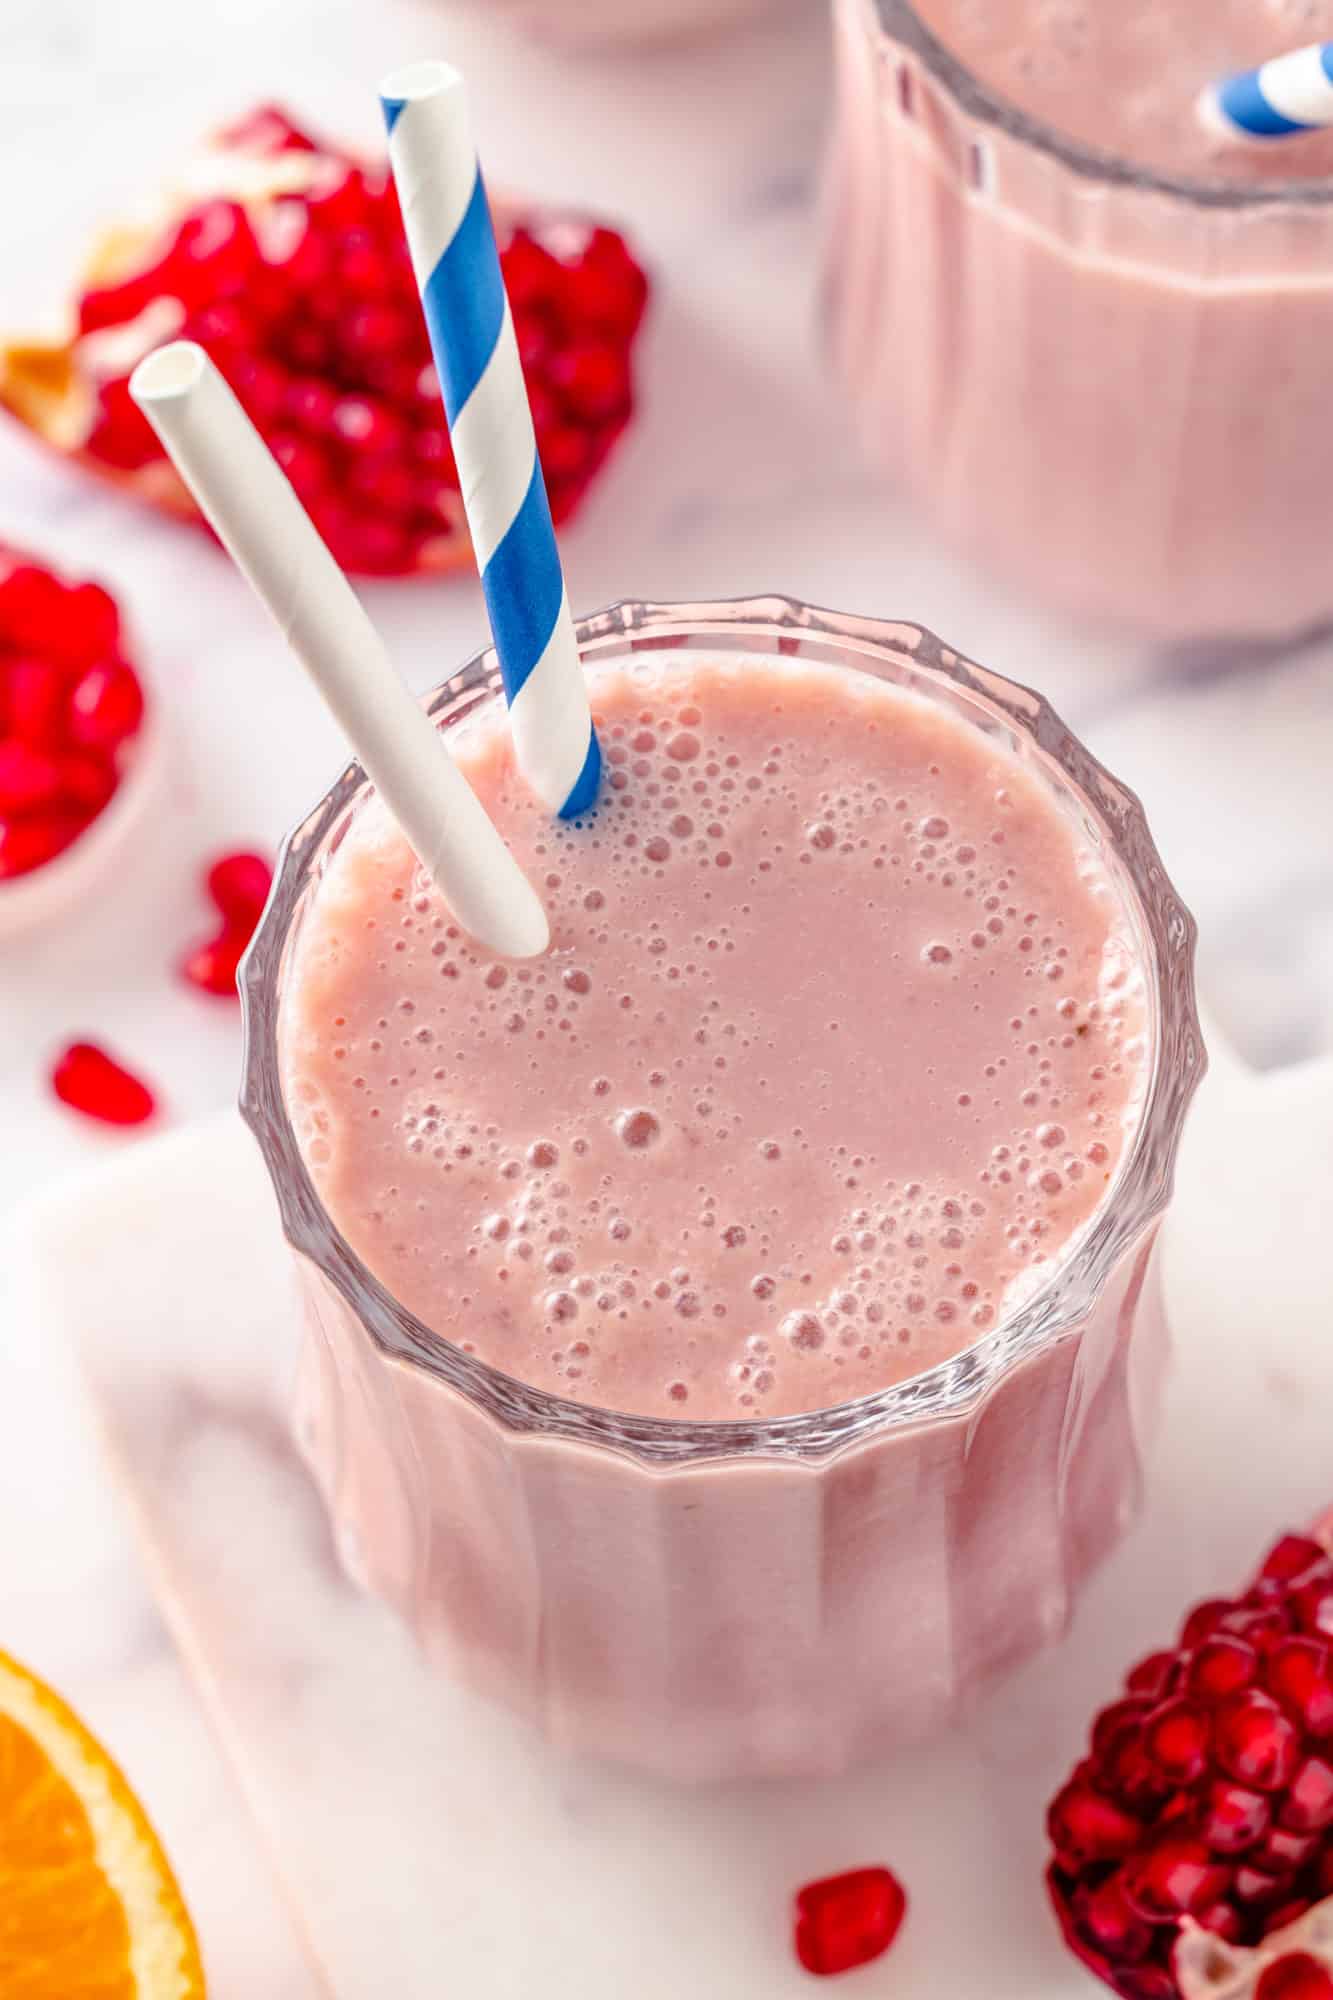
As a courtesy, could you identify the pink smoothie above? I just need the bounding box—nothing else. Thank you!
[914,0,1333,182]
[281,651,1147,1422]
[826,0,1333,640]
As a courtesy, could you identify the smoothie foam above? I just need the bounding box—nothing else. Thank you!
[281,652,1148,1422]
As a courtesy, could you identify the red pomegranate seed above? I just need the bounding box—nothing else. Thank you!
[51,1042,156,1126]
[1049,1780,1145,1867]
[1214,1695,1302,1793]
[0,563,65,650]
[1280,1756,1333,1832]
[0,739,62,815]
[271,431,330,502]
[1191,1636,1260,1701]
[3,657,65,746]
[0,813,81,879]
[1265,1539,1331,1585]
[1256,1826,1320,1873]
[58,755,117,816]
[1182,1601,1235,1650]
[87,377,160,470]
[1266,1640,1333,1735]
[1293,1580,1333,1640]
[793,1867,906,1978]
[548,341,632,423]
[206,850,271,922]
[47,581,120,668]
[1145,1701,1212,1784]
[1124,1839,1231,1924]
[1193,1899,1245,1944]
[162,200,260,309]
[1256,1955,1333,2000]
[67,661,145,754]
[1076,1875,1154,1966]
[181,926,247,999]
[1203,1782,1271,1854]
[1127,1653,1180,1701]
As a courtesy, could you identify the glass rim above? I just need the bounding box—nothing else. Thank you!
[239,594,1204,1468]
[875,0,1333,210]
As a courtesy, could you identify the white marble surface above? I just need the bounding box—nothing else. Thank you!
[1,0,1332,1990]
[17,1039,1333,2000]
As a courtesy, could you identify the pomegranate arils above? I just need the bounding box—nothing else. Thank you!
[1192,1638,1260,1702]
[67,661,145,754]
[1281,1760,1333,1834]
[207,850,272,922]
[1048,1523,1333,1998]
[51,1042,156,1127]
[1124,1841,1231,1924]
[1256,1954,1333,2000]
[1215,1697,1302,1793]
[67,109,647,576]
[1205,1785,1272,1855]
[793,1867,906,1978]
[0,740,61,816]
[0,548,145,885]
[182,850,273,999]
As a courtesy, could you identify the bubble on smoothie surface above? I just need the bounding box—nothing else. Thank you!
[278,650,1150,1422]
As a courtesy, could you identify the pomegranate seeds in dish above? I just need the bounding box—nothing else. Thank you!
[1049,1525,1333,2000]
[0,105,649,576]
[793,1867,907,1977]
[0,545,146,884]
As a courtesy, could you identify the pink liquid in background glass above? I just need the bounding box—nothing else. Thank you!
[281,653,1147,1422]
[915,0,1333,182]
[825,0,1333,642]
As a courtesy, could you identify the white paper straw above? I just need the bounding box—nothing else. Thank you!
[130,343,548,960]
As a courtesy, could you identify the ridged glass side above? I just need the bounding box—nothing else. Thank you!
[242,597,1202,1782]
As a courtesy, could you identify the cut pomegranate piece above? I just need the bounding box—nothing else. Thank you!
[793,1866,907,1978]
[1049,1519,1333,1998]
[0,544,146,887]
[51,1042,156,1126]
[0,105,649,579]
[1256,1955,1333,2000]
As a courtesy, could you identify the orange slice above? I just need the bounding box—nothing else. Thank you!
[0,1649,205,1997]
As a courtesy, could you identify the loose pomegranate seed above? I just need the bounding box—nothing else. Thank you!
[206,850,272,922]
[47,108,647,577]
[51,1043,156,1126]
[181,850,272,997]
[58,755,117,816]
[181,926,247,999]
[1257,1955,1333,2000]
[793,1867,906,1977]
[67,661,145,755]
[1049,1521,1333,1997]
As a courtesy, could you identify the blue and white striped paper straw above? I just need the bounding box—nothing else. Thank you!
[381,61,600,820]
[1200,41,1333,141]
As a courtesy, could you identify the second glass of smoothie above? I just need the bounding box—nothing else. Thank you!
[242,597,1201,1782]
[824,0,1333,643]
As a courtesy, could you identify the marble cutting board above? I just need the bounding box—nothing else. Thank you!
[15,1031,1333,1998]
